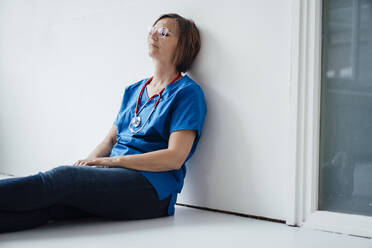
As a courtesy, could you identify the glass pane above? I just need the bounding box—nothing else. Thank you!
[319,0,372,216]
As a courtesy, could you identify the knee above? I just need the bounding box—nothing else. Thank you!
[40,165,76,183]
[51,165,75,173]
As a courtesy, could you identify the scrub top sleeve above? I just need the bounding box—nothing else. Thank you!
[169,85,207,140]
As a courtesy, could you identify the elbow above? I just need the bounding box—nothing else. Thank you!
[169,150,187,170]
[172,161,183,171]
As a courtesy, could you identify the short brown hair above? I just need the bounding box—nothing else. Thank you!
[153,13,201,73]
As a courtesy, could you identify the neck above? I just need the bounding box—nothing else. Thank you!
[151,61,180,88]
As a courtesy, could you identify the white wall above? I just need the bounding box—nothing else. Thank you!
[0,0,292,221]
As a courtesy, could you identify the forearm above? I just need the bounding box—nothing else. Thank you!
[86,141,114,159]
[81,130,195,171]
[109,149,183,172]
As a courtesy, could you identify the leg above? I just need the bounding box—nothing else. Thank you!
[48,203,94,221]
[0,165,171,232]
[0,204,94,233]
[0,208,51,233]
[0,166,79,212]
[59,166,171,220]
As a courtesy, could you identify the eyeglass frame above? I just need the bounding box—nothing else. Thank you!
[148,26,172,38]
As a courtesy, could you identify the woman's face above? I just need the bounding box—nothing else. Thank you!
[147,18,179,65]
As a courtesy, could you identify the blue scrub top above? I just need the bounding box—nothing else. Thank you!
[109,74,207,215]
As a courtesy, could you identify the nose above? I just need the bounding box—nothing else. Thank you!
[150,31,158,40]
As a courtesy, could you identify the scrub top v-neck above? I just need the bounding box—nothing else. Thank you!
[109,75,207,216]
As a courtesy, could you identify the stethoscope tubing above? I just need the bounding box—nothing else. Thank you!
[128,74,182,133]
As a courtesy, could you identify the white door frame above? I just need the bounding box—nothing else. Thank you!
[287,0,372,238]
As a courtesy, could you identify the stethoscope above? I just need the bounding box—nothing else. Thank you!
[128,73,182,133]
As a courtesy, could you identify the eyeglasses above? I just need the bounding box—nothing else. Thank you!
[148,26,170,38]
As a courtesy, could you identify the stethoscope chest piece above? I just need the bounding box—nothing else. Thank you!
[131,116,141,127]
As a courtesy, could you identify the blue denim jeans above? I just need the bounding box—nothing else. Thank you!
[0,165,171,233]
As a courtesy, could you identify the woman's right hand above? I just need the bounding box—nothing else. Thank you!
[73,125,117,167]
[73,159,90,166]
[73,158,108,168]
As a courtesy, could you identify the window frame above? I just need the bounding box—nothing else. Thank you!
[288,0,372,238]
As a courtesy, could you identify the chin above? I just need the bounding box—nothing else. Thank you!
[148,51,158,59]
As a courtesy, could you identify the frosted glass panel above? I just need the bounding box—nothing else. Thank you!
[319,0,372,216]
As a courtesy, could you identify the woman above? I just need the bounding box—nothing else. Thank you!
[0,13,206,233]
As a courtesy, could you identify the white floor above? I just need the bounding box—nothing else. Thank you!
[0,175,371,248]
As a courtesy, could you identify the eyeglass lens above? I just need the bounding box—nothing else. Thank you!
[149,26,169,38]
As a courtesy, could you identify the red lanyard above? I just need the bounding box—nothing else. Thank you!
[135,73,182,116]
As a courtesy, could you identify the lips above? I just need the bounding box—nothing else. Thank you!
[150,43,158,48]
